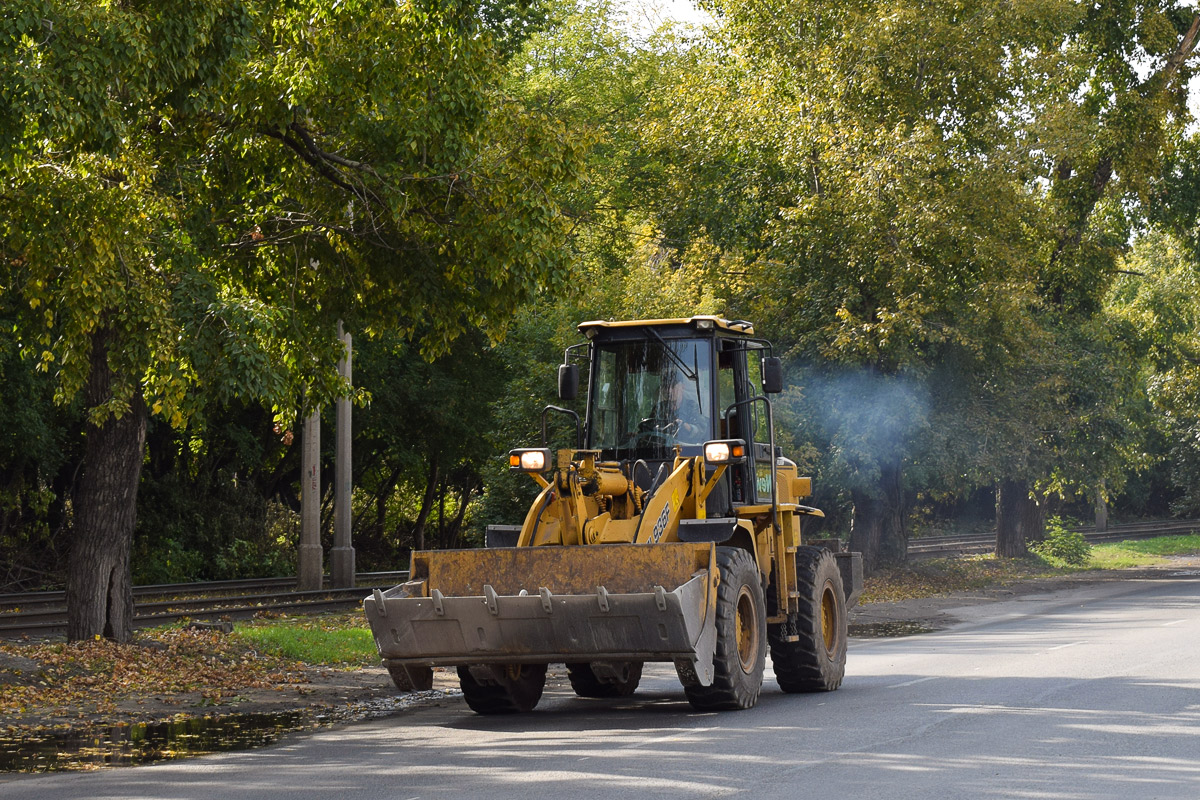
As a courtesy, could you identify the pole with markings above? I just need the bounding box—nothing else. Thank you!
[331,321,355,588]
[297,405,323,591]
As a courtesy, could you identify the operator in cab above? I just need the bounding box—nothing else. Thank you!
[660,375,710,445]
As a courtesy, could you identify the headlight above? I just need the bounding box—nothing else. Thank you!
[703,439,746,465]
[509,448,552,472]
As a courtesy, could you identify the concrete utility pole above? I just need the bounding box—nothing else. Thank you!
[331,322,355,588]
[297,407,323,591]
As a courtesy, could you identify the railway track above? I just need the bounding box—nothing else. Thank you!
[907,518,1199,558]
[2,519,1195,638]
[0,571,409,638]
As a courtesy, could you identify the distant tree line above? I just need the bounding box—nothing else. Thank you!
[2,0,1200,636]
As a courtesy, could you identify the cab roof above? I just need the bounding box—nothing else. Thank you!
[577,315,755,337]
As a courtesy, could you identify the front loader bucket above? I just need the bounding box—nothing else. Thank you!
[364,542,719,686]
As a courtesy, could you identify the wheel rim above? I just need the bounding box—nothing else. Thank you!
[735,585,759,673]
[820,582,837,652]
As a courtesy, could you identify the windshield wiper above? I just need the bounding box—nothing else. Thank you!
[643,327,703,415]
[644,327,698,381]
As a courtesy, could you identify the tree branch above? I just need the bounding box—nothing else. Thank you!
[1161,13,1200,87]
[289,123,377,177]
[258,127,359,195]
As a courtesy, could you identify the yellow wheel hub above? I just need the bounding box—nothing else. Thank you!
[735,585,759,673]
[820,582,837,652]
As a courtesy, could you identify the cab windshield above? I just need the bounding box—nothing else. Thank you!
[588,337,713,461]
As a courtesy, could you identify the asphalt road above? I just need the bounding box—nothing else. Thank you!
[5,570,1199,800]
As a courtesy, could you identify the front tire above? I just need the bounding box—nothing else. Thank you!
[387,664,434,692]
[457,663,547,714]
[769,546,847,692]
[566,661,643,698]
[681,546,766,711]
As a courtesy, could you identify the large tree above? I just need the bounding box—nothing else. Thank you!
[986,1,1200,554]
[633,0,1200,567]
[0,0,581,640]
[640,0,1065,569]
[1110,230,1200,515]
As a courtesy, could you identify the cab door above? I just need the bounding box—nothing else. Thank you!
[717,339,771,506]
[742,351,775,505]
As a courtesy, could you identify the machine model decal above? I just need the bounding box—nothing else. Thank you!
[650,502,672,543]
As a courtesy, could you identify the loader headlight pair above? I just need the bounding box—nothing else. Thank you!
[703,439,747,465]
[509,448,552,473]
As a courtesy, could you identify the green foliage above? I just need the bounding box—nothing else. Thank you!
[351,330,506,561]
[1,0,585,427]
[636,0,1200,543]
[0,302,75,589]
[1110,230,1200,514]
[133,469,296,584]
[0,0,585,596]
[2,0,1200,586]
[1030,517,1092,566]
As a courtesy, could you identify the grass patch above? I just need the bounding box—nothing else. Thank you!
[235,612,377,666]
[1088,534,1200,569]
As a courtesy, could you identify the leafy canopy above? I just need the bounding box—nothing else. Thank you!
[0,0,584,429]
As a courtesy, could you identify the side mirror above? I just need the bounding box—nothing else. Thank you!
[558,364,579,400]
[761,357,783,394]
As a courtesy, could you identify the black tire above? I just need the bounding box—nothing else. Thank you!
[681,546,767,711]
[566,661,643,698]
[387,664,434,692]
[769,546,848,693]
[457,663,547,714]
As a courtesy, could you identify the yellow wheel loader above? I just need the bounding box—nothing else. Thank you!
[364,316,863,713]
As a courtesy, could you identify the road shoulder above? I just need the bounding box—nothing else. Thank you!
[850,555,1200,634]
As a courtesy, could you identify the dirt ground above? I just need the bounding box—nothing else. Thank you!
[5,556,1199,741]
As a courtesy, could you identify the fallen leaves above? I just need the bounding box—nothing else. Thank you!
[860,554,1060,604]
[0,627,309,723]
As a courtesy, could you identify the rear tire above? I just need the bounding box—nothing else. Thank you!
[769,546,847,692]
[681,546,766,711]
[457,663,547,714]
[566,661,643,698]
[387,665,434,692]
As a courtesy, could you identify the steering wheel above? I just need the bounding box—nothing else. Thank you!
[620,417,679,449]
[638,416,679,435]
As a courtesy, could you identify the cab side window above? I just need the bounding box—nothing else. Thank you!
[593,349,618,447]
[718,350,737,439]
[745,349,772,501]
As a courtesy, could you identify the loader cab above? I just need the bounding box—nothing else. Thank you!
[572,316,781,511]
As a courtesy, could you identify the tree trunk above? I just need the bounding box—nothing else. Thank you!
[435,475,447,549]
[849,459,906,575]
[373,467,400,541]
[446,480,475,549]
[66,331,148,642]
[877,459,907,565]
[849,488,883,574]
[1094,481,1108,532]
[410,458,439,552]
[1022,489,1049,543]
[375,481,388,540]
[996,479,1029,557]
